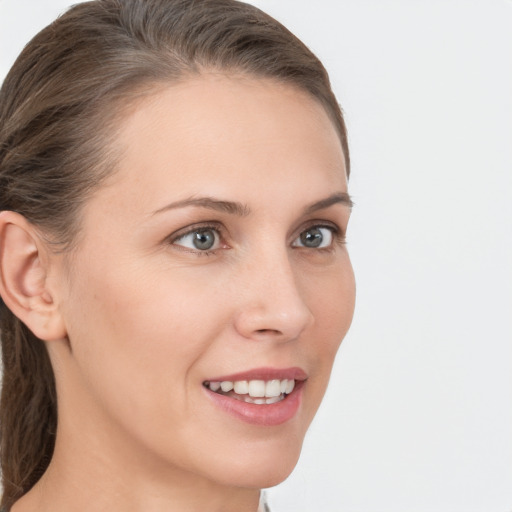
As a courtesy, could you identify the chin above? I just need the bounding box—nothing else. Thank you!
[201,433,305,490]
[215,460,301,490]
[247,462,299,489]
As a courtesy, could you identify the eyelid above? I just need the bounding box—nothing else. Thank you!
[169,222,219,240]
[165,218,346,254]
[167,221,228,253]
[294,219,342,238]
[291,220,345,248]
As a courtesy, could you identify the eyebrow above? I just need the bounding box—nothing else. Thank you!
[152,196,250,217]
[152,192,353,217]
[303,192,354,214]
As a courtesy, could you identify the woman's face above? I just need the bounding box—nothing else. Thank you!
[51,75,355,489]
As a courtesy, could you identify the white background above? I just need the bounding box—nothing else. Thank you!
[1,1,511,511]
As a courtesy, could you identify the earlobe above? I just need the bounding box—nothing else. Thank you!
[0,211,67,341]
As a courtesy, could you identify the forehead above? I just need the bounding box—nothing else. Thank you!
[96,74,347,214]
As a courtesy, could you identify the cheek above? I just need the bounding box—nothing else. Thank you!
[59,259,233,463]
[307,254,355,334]
[302,254,355,377]
[65,229,263,404]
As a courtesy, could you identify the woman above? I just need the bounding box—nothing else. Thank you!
[0,1,355,511]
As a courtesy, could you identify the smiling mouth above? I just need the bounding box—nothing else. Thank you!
[203,379,296,405]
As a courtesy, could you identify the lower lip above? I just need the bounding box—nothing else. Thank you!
[204,381,304,426]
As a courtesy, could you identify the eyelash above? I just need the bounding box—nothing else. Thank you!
[292,223,344,250]
[168,221,345,256]
[169,223,224,257]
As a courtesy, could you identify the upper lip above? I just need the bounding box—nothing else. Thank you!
[204,367,308,383]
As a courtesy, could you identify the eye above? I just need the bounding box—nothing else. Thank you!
[292,226,334,249]
[173,227,221,252]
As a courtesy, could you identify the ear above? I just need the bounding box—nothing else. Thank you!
[0,211,67,341]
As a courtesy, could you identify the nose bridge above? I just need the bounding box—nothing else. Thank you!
[234,241,313,341]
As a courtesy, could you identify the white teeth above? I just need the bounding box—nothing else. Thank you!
[234,380,249,394]
[285,379,295,394]
[248,380,266,398]
[208,378,297,398]
[209,381,221,392]
[242,396,282,405]
[265,379,282,398]
[220,381,233,392]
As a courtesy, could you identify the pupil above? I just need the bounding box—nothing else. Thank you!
[300,228,323,248]
[193,229,215,250]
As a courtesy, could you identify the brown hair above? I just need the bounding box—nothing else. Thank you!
[0,0,349,508]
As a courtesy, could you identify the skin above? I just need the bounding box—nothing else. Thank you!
[8,74,355,512]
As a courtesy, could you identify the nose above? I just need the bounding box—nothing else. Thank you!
[233,251,314,343]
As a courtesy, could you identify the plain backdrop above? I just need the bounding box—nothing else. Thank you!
[1,1,511,511]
